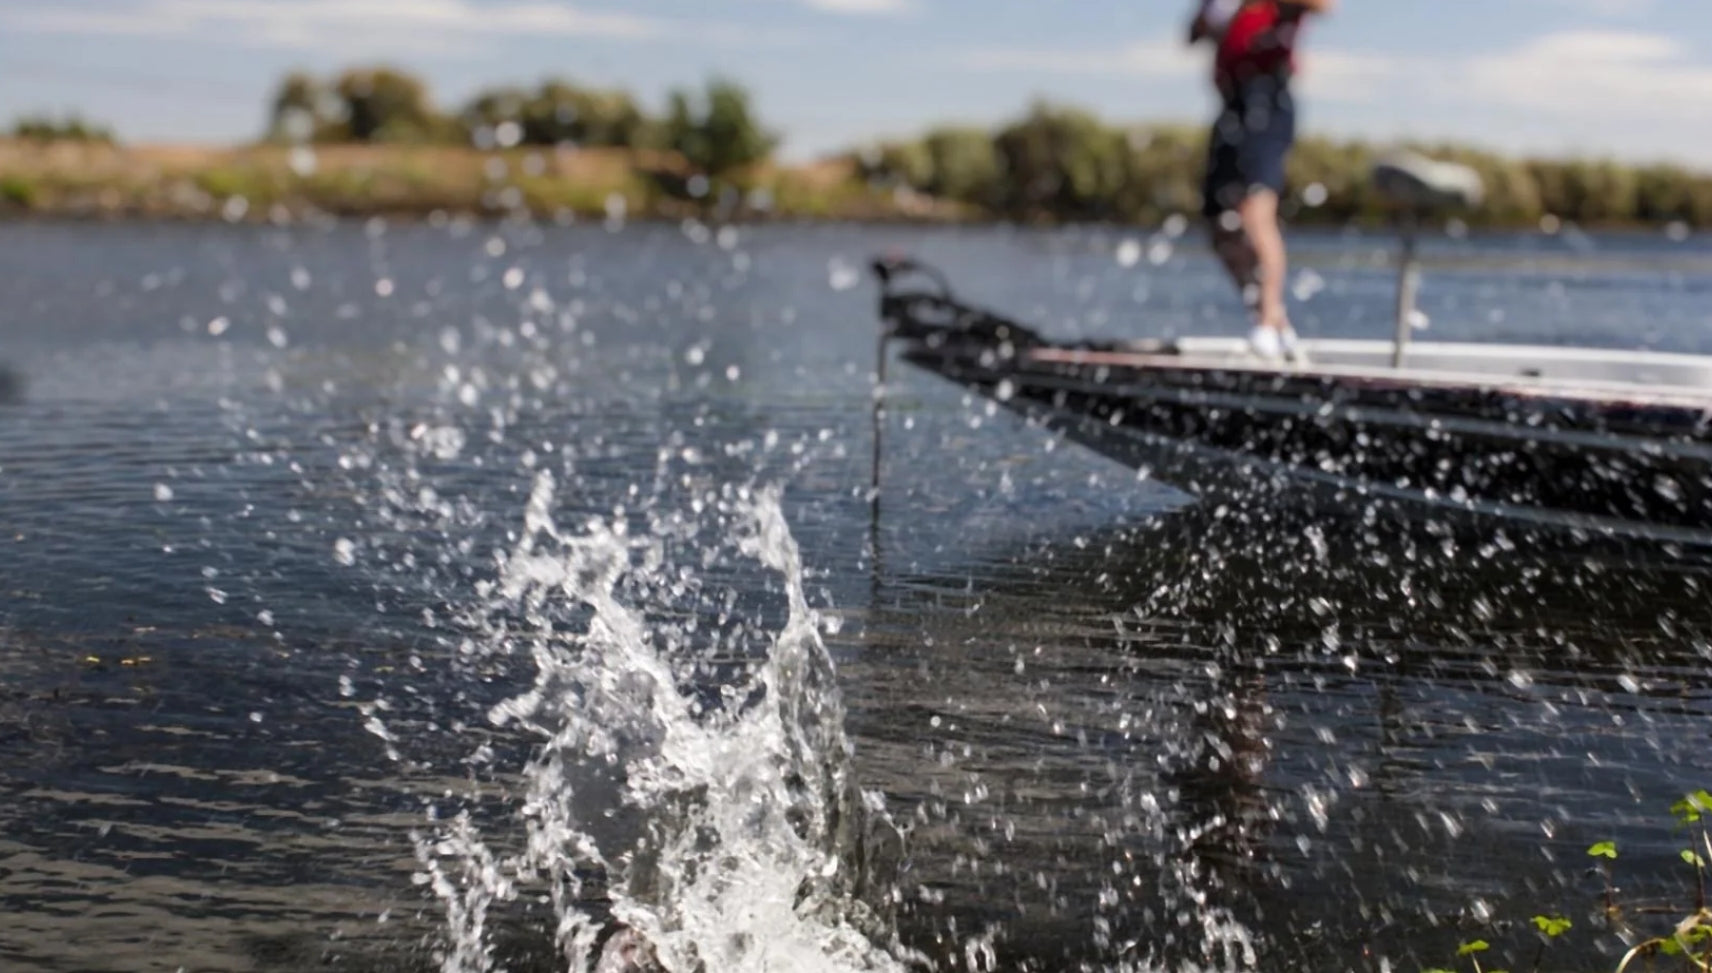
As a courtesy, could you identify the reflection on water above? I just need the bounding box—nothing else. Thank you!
[1,222,1710,972]
[855,496,1712,970]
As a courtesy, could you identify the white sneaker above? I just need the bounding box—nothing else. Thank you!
[1247,324,1284,361]
[1280,326,1310,365]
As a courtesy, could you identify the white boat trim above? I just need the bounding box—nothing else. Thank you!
[1029,339,1712,412]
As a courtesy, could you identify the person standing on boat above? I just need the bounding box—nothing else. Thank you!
[1190,0,1333,362]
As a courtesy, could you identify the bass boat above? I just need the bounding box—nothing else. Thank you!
[871,156,1712,544]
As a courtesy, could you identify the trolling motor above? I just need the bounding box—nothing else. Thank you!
[871,254,1047,349]
[871,253,953,302]
[1371,152,1485,369]
[866,254,1050,555]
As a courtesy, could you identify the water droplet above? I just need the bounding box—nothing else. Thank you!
[827,258,860,292]
[1115,239,1142,268]
[207,316,230,337]
[1655,476,1685,503]
[603,193,628,230]
[375,278,395,298]
[153,483,175,502]
[1292,268,1326,302]
[288,146,317,177]
[333,538,357,567]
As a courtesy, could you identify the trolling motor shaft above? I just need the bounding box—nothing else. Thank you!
[1370,152,1485,369]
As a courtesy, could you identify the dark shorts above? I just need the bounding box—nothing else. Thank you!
[1202,75,1297,220]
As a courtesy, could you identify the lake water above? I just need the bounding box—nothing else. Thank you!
[2,220,1712,973]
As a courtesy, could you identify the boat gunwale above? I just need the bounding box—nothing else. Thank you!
[1024,344,1712,414]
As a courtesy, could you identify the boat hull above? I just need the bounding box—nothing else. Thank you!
[878,280,1712,543]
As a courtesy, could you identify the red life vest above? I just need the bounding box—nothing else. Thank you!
[1215,2,1301,93]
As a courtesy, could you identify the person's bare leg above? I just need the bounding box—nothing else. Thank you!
[1239,189,1288,331]
[1208,215,1261,315]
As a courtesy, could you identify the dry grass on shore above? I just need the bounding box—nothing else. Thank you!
[0,139,955,223]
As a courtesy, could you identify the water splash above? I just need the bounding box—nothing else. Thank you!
[406,472,911,973]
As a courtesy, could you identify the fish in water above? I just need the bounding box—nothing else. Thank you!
[0,362,23,404]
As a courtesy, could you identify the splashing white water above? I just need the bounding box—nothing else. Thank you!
[406,472,911,973]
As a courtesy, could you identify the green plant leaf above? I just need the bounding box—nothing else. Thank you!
[1659,938,1684,956]
[1588,841,1619,859]
[1458,940,1491,956]
[1682,849,1707,868]
[1532,915,1573,938]
[1671,789,1712,824]
[1422,968,1458,973]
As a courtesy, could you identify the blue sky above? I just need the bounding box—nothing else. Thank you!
[2,0,1710,164]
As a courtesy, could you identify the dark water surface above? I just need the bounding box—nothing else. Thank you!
[3,221,1712,973]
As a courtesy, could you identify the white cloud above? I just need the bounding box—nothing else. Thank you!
[955,28,1712,162]
[956,37,1204,80]
[2,0,665,54]
[798,0,914,14]
[1462,30,1712,119]
[1539,0,1656,17]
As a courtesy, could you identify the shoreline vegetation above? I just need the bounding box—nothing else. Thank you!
[2,67,1709,231]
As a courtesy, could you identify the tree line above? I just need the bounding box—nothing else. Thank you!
[10,114,114,143]
[265,67,774,180]
[266,66,1712,227]
[6,66,1710,229]
[856,102,1712,229]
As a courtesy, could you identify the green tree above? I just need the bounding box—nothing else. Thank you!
[993,102,1130,220]
[333,66,443,143]
[11,114,115,143]
[531,81,650,147]
[461,85,532,146]
[1119,124,1206,222]
[266,72,333,142]
[665,78,777,179]
[921,126,1002,206]
[855,139,934,190]
[1633,165,1698,224]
